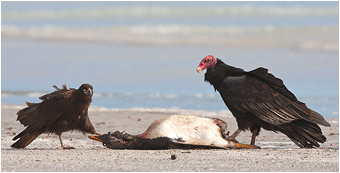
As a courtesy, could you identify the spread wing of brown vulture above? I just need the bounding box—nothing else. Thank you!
[11,84,100,149]
[197,55,330,148]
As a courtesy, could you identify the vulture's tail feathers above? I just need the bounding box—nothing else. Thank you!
[11,132,41,148]
[281,120,326,148]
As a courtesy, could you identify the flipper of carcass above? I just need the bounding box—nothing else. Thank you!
[89,115,258,149]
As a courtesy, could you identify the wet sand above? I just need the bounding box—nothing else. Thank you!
[1,105,339,172]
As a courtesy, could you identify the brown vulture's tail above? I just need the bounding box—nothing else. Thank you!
[11,129,41,148]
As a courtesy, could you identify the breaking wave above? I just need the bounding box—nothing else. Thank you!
[2,25,338,51]
[2,5,338,20]
[0,103,233,118]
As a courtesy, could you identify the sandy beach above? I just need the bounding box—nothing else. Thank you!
[1,105,338,172]
[2,2,338,172]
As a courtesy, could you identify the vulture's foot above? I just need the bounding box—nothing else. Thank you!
[226,136,239,143]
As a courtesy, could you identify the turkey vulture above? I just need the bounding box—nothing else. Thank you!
[196,55,330,148]
[11,84,100,149]
[89,115,257,149]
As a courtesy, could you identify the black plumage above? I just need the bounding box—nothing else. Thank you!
[11,84,100,149]
[197,55,330,148]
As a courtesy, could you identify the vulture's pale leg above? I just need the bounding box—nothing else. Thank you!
[250,129,261,148]
[226,129,242,143]
[57,134,75,149]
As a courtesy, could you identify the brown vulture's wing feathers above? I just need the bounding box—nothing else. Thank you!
[39,84,70,100]
[16,88,76,129]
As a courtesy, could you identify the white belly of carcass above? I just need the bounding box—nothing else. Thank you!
[140,115,231,148]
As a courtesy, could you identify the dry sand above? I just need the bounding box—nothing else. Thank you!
[1,105,339,172]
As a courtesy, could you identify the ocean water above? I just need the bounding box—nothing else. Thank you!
[1,2,339,118]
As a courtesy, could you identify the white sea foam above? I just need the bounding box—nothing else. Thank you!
[92,93,102,97]
[123,92,134,97]
[195,93,203,98]
[163,93,177,99]
[148,93,161,98]
[27,92,47,97]
[2,104,338,121]
[207,93,216,98]
[130,25,191,35]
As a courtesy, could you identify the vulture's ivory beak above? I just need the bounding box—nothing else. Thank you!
[196,67,202,73]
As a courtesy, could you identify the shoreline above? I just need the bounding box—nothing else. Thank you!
[2,104,338,171]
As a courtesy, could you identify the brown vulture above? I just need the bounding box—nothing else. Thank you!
[196,55,330,148]
[89,115,257,149]
[11,84,100,149]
